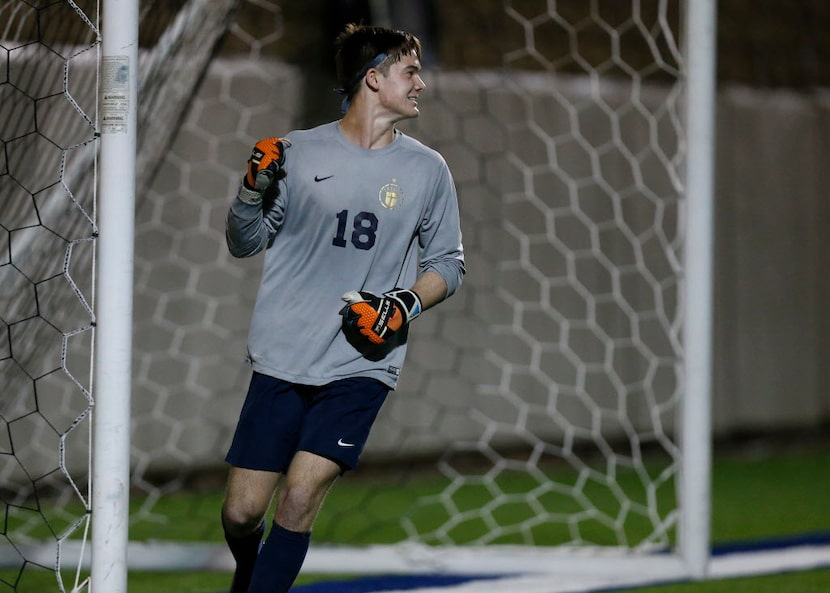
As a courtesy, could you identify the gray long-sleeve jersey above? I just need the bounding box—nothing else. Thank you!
[226,122,465,389]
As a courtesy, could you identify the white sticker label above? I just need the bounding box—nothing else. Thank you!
[101,56,130,134]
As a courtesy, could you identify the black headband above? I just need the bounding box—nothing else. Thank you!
[334,52,389,113]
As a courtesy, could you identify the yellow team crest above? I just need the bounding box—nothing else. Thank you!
[378,179,403,210]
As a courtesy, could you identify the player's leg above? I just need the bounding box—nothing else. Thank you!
[222,372,307,593]
[248,451,341,593]
[273,450,341,532]
[248,378,390,593]
[221,466,281,593]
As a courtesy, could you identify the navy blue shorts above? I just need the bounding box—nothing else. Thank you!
[225,372,389,472]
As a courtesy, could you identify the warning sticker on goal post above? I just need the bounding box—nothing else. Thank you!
[101,56,130,134]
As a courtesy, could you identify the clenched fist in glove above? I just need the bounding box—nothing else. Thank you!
[238,137,291,205]
[340,288,422,354]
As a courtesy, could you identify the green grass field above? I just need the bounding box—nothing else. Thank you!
[2,443,828,593]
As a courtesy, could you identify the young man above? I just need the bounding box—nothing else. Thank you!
[221,24,465,593]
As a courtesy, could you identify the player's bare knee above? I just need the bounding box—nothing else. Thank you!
[222,500,265,535]
[273,485,318,532]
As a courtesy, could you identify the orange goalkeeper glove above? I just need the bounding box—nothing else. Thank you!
[239,138,290,205]
[340,289,422,353]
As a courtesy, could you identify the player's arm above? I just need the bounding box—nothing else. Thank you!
[226,137,290,258]
[340,163,464,354]
[415,165,465,299]
[410,270,447,311]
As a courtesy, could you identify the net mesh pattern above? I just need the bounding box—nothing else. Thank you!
[1,1,99,590]
[1,0,691,587]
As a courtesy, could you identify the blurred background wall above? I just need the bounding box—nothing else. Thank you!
[2,0,828,553]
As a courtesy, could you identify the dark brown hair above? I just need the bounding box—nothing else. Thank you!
[334,24,422,100]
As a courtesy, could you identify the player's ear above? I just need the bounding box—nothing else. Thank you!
[365,67,381,92]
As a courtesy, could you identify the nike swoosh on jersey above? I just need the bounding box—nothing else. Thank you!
[337,438,356,447]
[314,174,334,182]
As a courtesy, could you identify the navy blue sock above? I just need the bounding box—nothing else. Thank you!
[247,521,311,593]
[223,518,265,593]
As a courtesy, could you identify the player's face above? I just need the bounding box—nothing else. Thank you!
[377,50,425,120]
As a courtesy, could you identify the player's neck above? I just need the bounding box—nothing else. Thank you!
[338,105,400,150]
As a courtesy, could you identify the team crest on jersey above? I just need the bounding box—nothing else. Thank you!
[379,179,404,210]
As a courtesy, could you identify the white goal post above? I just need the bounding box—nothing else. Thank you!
[678,0,717,578]
[90,0,139,591]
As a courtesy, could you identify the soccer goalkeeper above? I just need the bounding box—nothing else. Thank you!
[221,23,465,593]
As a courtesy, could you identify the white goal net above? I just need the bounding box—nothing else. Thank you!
[1,1,98,591]
[0,0,714,588]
